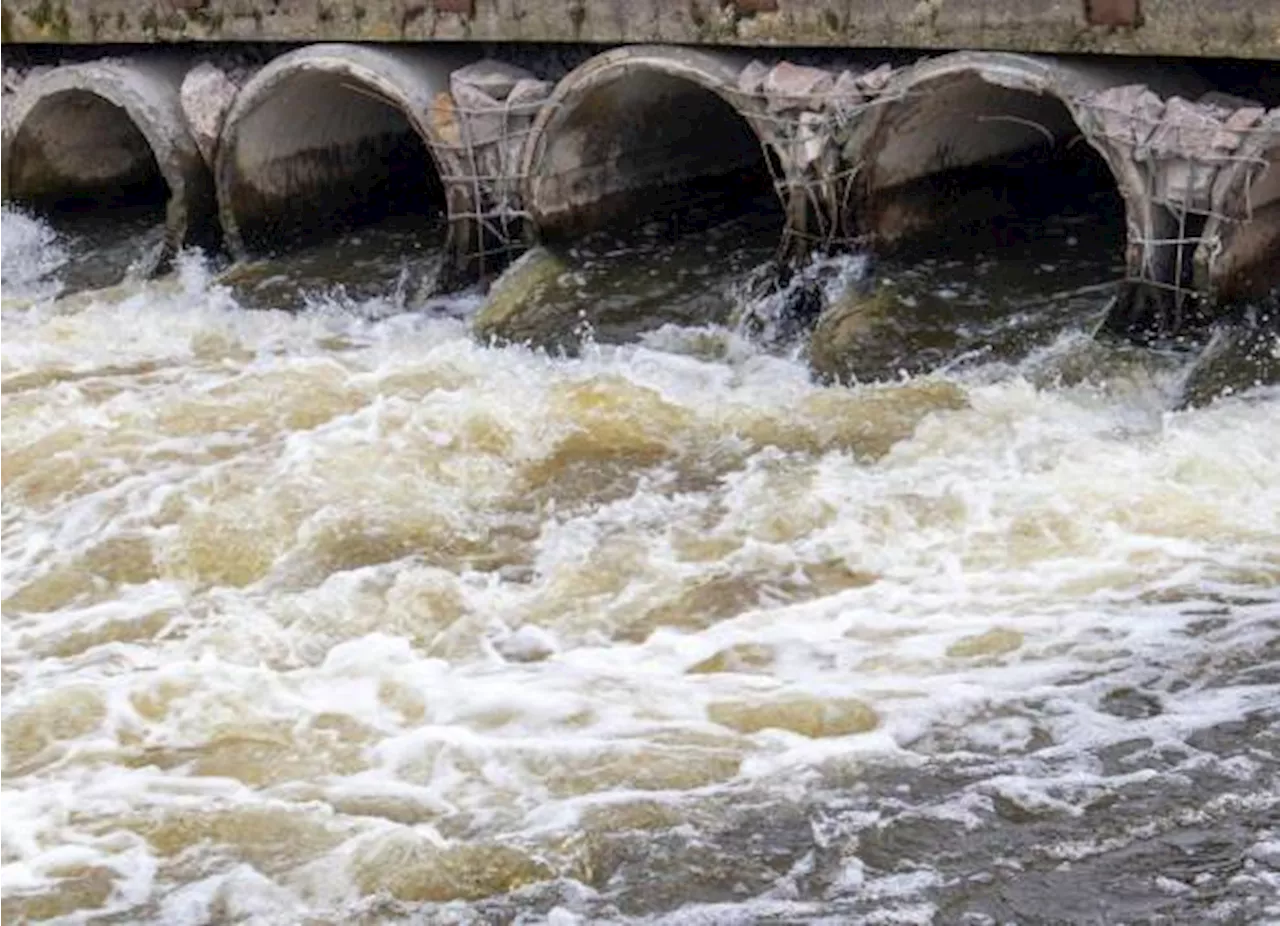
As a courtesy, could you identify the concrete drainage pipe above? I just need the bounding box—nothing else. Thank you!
[214,43,472,263]
[520,45,789,244]
[847,53,1163,277]
[2,58,216,267]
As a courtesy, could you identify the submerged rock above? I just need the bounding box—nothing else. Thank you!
[807,283,907,384]
[472,236,760,350]
[471,246,575,349]
[1177,308,1280,408]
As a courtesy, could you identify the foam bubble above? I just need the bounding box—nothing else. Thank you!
[1,206,68,300]
[3,248,1277,923]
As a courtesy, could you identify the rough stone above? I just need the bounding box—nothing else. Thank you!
[1177,311,1280,409]
[452,80,509,145]
[1146,97,1265,208]
[1198,91,1265,112]
[450,58,535,103]
[179,62,239,166]
[793,109,829,170]
[1147,97,1227,158]
[1081,84,1164,151]
[450,62,546,149]
[807,283,905,384]
[830,69,865,106]
[507,77,552,110]
[856,62,894,95]
[763,61,834,113]
[1222,105,1267,134]
[737,60,770,97]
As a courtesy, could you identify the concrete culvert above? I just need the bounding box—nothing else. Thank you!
[1,59,215,274]
[522,46,785,244]
[476,46,793,350]
[215,44,471,261]
[811,53,1191,384]
[850,53,1147,265]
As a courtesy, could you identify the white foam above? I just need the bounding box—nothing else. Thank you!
[3,258,1277,922]
[1,205,67,299]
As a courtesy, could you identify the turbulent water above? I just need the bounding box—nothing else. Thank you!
[3,206,1279,926]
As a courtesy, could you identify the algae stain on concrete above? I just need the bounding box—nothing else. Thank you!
[27,0,51,28]
[28,0,72,40]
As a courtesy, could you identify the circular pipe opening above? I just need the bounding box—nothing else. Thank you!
[218,70,446,257]
[861,71,1125,261]
[811,64,1149,382]
[8,89,169,212]
[485,54,794,344]
[2,63,204,292]
[527,68,784,244]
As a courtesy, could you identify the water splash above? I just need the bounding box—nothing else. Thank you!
[2,225,1278,924]
[1,206,68,301]
[729,250,872,348]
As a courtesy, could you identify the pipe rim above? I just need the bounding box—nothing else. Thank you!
[2,61,203,254]
[849,52,1157,280]
[214,43,463,260]
[519,45,787,238]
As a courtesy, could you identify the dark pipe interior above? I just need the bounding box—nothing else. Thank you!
[226,71,445,254]
[534,71,783,244]
[865,77,1125,261]
[1191,59,1280,107]
[9,90,168,211]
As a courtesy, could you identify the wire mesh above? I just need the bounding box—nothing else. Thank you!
[1071,93,1276,315]
[427,58,1276,305]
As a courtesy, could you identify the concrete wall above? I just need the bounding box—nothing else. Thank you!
[3,0,1278,59]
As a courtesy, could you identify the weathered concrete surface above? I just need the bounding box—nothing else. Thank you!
[1,57,216,255]
[521,45,783,241]
[848,54,1198,294]
[215,43,472,259]
[2,0,1277,59]
[1193,108,1280,302]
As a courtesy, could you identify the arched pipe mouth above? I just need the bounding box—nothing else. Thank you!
[851,56,1141,257]
[842,52,1236,340]
[520,46,790,249]
[2,60,214,261]
[215,44,469,262]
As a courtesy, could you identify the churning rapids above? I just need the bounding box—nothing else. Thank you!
[2,205,1279,926]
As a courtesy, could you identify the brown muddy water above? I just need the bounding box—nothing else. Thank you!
[2,202,1279,926]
